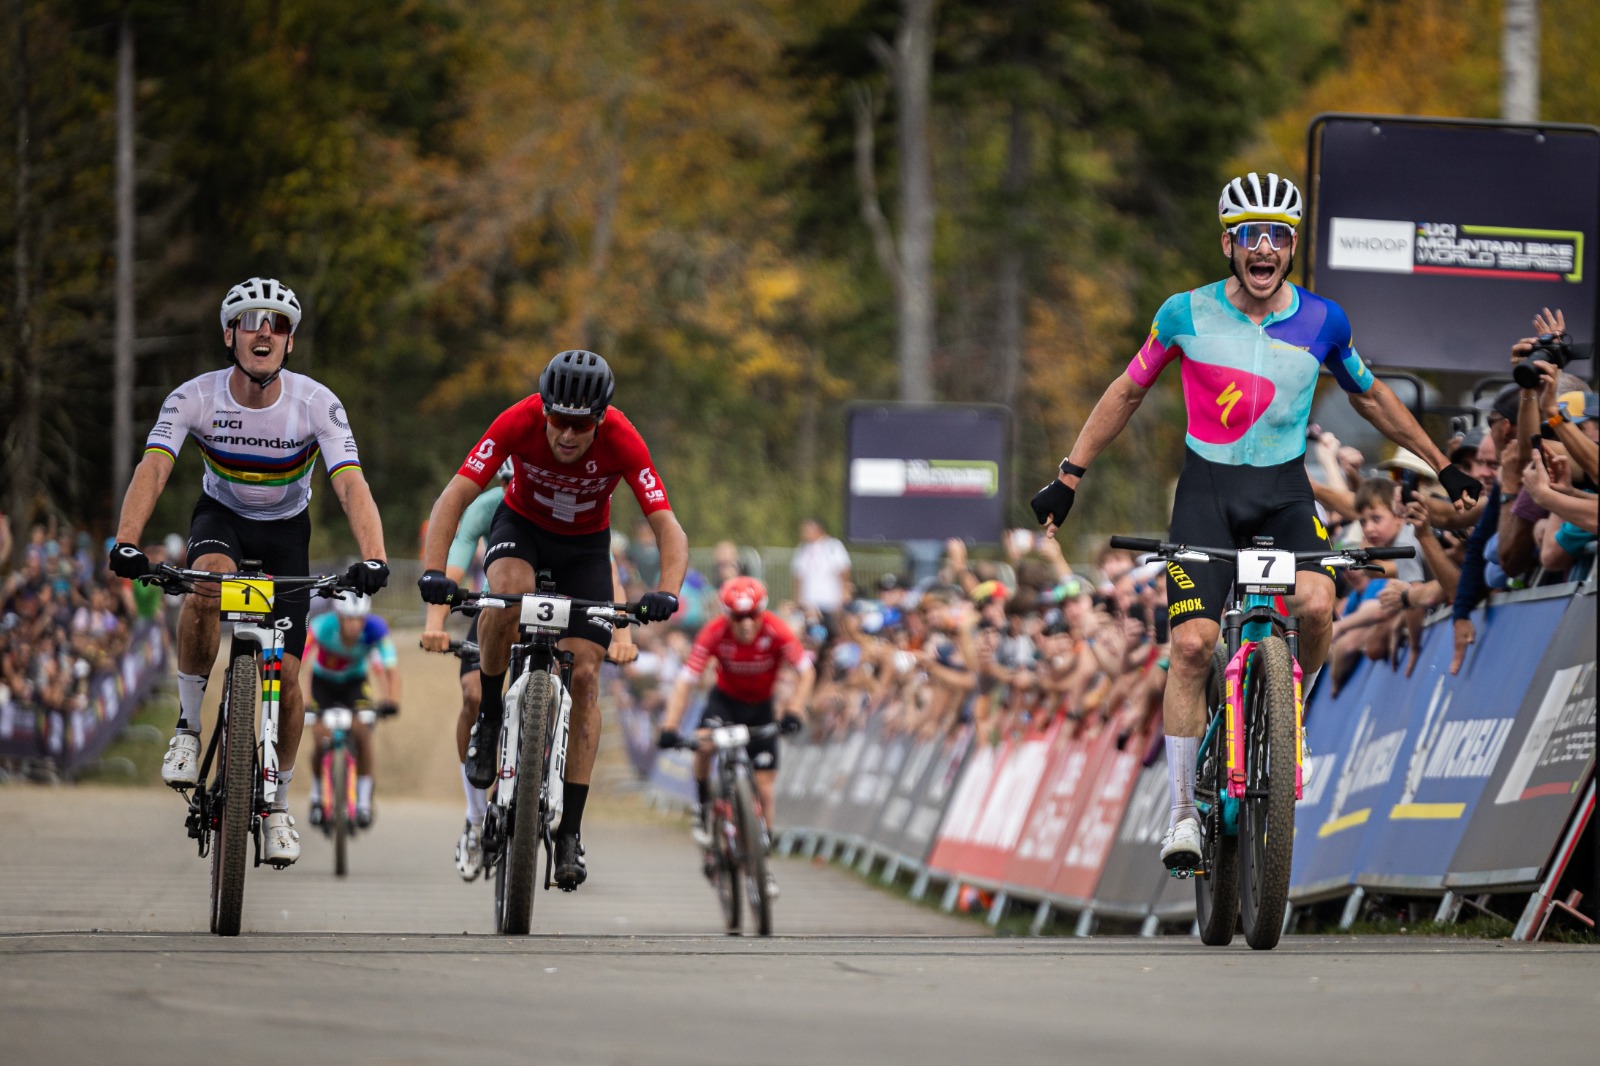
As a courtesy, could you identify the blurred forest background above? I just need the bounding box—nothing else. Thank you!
[3,0,1597,561]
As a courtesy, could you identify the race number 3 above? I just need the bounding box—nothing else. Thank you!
[520,594,572,632]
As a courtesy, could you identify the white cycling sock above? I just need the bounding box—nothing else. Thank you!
[357,775,374,811]
[462,764,488,823]
[1166,735,1199,826]
[1304,665,1323,697]
[176,671,207,732]
[272,767,293,812]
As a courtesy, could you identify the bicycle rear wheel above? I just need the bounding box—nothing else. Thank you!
[499,669,551,935]
[211,653,257,937]
[734,772,772,936]
[713,791,741,934]
[332,748,350,878]
[1238,636,1297,950]
[1195,645,1239,946]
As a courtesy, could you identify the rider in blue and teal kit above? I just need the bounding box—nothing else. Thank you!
[303,592,401,827]
[1031,172,1482,870]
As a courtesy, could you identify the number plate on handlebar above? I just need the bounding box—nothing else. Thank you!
[519,594,572,633]
[1236,549,1294,595]
[219,578,275,620]
[710,724,751,748]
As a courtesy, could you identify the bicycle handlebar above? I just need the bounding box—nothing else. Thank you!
[1106,535,1415,567]
[137,562,354,597]
[664,720,783,750]
[447,590,650,628]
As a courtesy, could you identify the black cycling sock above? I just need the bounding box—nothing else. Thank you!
[557,783,589,837]
[695,778,711,821]
[477,669,505,728]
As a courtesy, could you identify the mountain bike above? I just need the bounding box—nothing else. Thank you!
[308,700,379,878]
[138,561,353,936]
[449,577,646,935]
[668,720,781,936]
[1108,535,1414,950]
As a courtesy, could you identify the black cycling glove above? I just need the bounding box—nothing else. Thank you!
[346,559,390,594]
[639,591,679,622]
[377,701,400,719]
[780,713,805,737]
[1438,463,1482,506]
[417,569,460,605]
[108,542,150,580]
[1030,480,1076,527]
[657,728,681,751]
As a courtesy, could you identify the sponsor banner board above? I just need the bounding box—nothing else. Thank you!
[1095,752,1181,918]
[1308,115,1599,374]
[1049,727,1147,904]
[927,726,1056,884]
[1002,726,1096,893]
[1448,591,1597,887]
[776,739,831,833]
[829,712,896,842]
[891,725,974,864]
[845,404,1010,545]
[646,696,706,807]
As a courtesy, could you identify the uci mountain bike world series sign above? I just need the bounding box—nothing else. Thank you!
[1306,114,1599,376]
[845,404,1010,545]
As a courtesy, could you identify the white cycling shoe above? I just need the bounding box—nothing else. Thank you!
[161,731,201,788]
[690,823,713,850]
[763,871,781,901]
[455,821,483,882]
[263,811,300,866]
[1160,817,1203,870]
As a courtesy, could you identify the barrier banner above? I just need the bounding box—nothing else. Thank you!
[645,696,705,807]
[927,725,1061,884]
[776,739,831,832]
[1448,590,1598,887]
[810,727,875,836]
[1002,725,1095,891]
[1096,752,1181,918]
[879,725,973,864]
[1049,725,1148,904]
[1355,596,1568,890]
[868,734,939,858]
[828,712,897,844]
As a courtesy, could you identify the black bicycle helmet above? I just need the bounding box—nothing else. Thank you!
[539,349,615,419]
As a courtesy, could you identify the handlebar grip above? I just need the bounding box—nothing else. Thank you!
[1363,545,1417,560]
[1108,536,1162,552]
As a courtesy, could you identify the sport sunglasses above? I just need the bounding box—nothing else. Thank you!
[231,309,294,335]
[546,411,600,432]
[1227,221,1296,251]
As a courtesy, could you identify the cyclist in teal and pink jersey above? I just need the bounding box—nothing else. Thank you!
[1031,172,1482,870]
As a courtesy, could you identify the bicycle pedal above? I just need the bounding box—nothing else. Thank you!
[1168,866,1200,880]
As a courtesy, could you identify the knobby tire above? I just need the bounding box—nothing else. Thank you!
[1195,644,1240,946]
[734,772,772,937]
[211,654,257,937]
[332,748,350,878]
[1238,636,1297,950]
[500,670,551,935]
[714,784,741,933]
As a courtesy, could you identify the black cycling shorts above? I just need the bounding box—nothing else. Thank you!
[481,503,614,650]
[1164,448,1334,629]
[187,494,313,660]
[310,674,366,714]
[701,689,779,771]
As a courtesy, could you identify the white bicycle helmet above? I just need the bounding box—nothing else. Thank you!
[333,592,372,619]
[219,277,303,333]
[1218,172,1303,226]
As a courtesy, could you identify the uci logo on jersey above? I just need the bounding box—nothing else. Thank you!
[212,418,243,429]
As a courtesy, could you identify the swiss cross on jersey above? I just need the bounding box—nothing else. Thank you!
[456,395,671,535]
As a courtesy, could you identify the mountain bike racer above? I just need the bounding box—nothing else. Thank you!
[302,592,400,828]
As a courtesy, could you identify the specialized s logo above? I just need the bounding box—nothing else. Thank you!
[1216,381,1243,428]
[1166,562,1195,590]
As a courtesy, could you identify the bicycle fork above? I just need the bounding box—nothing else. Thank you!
[1221,640,1306,801]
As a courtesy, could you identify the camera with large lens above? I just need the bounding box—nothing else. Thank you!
[1513,332,1573,389]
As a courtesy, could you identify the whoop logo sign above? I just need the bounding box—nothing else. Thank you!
[1330,217,1582,281]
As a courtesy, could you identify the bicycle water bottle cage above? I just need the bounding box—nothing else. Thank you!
[537,569,556,594]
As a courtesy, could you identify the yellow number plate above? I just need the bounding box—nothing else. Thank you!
[219,578,275,615]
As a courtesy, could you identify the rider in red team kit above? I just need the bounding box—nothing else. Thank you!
[656,577,814,894]
[419,350,687,890]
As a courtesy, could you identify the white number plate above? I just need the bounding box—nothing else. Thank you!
[1237,549,1294,593]
[711,724,751,749]
[519,594,572,632]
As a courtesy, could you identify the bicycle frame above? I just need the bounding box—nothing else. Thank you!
[497,634,573,825]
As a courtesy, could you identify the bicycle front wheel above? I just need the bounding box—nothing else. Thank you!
[332,748,350,878]
[713,791,741,934]
[734,772,772,937]
[1238,636,1297,950]
[499,669,552,935]
[211,653,258,937]
[1195,645,1239,946]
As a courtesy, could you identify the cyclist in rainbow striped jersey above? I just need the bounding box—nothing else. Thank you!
[1030,173,1482,870]
[108,278,390,866]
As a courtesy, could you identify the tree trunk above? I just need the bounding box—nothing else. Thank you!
[895,0,937,403]
[6,0,41,541]
[113,8,136,512]
[1501,0,1539,122]
[995,100,1031,410]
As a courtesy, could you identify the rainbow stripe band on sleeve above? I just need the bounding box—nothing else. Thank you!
[327,459,362,478]
[145,443,178,462]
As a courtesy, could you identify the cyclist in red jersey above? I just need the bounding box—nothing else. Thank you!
[656,577,814,879]
[418,350,688,890]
